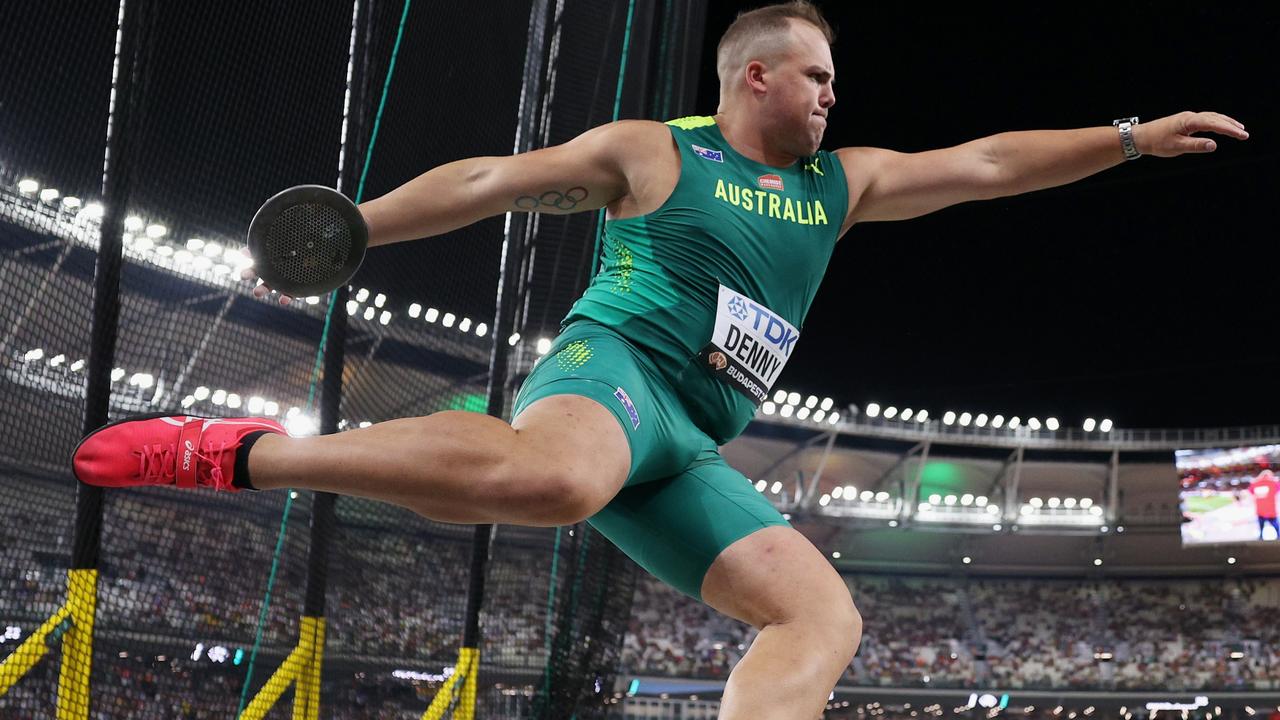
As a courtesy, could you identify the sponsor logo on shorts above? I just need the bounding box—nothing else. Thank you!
[708,351,728,371]
[692,144,723,163]
[614,387,640,430]
[757,173,784,191]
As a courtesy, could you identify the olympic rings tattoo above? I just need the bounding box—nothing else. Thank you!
[515,186,589,211]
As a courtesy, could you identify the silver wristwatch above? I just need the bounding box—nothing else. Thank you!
[1112,117,1141,160]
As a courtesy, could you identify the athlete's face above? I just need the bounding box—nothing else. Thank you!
[759,22,836,157]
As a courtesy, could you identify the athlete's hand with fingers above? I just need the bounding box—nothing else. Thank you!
[241,266,293,305]
[1134,111,1249,157]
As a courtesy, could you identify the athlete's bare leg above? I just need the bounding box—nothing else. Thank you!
[702,526,862,720]
[246,394,630,527]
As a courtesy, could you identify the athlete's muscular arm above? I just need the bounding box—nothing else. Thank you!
[838,111,1247,226]
[358,120,658,247]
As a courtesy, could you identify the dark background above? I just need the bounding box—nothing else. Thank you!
[699,1,1278,429]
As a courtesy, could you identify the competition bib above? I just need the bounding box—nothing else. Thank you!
[697,284,799,406]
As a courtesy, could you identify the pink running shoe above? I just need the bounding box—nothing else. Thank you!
[73,414,286,492]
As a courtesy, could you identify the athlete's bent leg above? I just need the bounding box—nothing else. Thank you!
[249,394,628,526]
[701,526,862,720]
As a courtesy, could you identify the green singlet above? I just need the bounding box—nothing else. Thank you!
[512,116,849,599]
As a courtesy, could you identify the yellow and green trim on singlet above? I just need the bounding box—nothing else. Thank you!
[564,115,849,443]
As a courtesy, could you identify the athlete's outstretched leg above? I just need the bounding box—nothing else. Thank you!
[73,394,630,527]
[701,526,862,720]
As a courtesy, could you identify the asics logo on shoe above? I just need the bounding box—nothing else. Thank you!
[182,439,196,472]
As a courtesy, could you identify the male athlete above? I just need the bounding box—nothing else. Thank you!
[74,2,1248,717]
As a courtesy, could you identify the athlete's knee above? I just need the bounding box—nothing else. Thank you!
[493,439,620,526]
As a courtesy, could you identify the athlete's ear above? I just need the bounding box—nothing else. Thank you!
[744,60,768,97]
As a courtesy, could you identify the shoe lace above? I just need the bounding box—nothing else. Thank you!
[138,441,235,491]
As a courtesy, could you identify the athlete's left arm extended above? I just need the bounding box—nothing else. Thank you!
[837,111,1248,225]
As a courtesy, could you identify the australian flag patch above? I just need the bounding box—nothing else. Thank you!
[691,144,723,163]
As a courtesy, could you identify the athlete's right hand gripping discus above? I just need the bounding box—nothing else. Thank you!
[246,185,368,298]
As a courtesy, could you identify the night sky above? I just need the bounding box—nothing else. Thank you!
[697,1,1278,430]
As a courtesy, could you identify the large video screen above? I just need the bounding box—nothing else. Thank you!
[1178,444,1280,545]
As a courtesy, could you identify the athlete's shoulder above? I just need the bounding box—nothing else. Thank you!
[664,115,717,131]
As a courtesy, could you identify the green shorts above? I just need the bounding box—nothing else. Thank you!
[511,320,790,601]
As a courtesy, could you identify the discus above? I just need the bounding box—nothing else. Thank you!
[246,185,368,297]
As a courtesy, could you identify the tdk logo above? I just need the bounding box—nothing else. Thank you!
[729,296,798,356]
[691,144,723,163]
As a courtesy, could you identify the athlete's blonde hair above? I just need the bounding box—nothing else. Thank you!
[716,1,835,86]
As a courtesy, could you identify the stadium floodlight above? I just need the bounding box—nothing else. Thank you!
[302,295,318,305]
[900,408,913,421]
[154,246,173,257]
[475,323,488,337]
[145,223,167,239]
[961,493,974,506]
[49,354,65,367]
[819,494,831,506]
[1093,558,1103,566]
[943,411,956,425]
[959,412,972,426]
[888,520,898,527]
[81,202,104,220]
[212,264,231,276]
[832,486,844,499]
[805,395,818,409]
[962,556,971,564]
[866,402,881,418]
[975,413,988,427]
[174,250,194,265]
[408,303,422,318]
[755,480,767,492]
[1228,557,1237,565]
[917,409,929,422]
[1028,417,1042,430]
[211,389,227,405]
[1021,505,1034,515]
[459,318,472,333]
[860,490,874,502]
[762,401,777,415]
[192,256,213,271]
[1047,417,1060,431]
[1063,497,1077,509]
[61,196,82,209]
[194,386,210,400]
[1030,497,1044,508]
[346,301,358,316]
[770,481,783,495]
[1089,506,1103,516]
[374,293,386,308]
[986,504,1000,515]
[787,392,801,406]
[17,178,39,194]
[110,367,125,382]
[362,307,375,321]
[426,308,440,322]
[827,413,839,425]
[780,404,794,418]
[132,236,154,252]
[1083,417,1097,432]
[355,287,370,302]
[832,551,841,559]
[247,396,265,413]
[1080,498,1093,508]
[442,313,456,328]
[1099,418,1113,432]
[797,407,810,420]
[285,414,317,437]
[536,337,551,355]
[884,406,898,419]
[820,397,834,411]
[992,524,1002,531]
[944,494,957,506]
[844,485,856,498]
[23,348,43,362]
[226,393,242,409]
[929,494,942,504]
[1047,497,1061,508]
[39,187,60,203]
[379,311,391,326]
[1008,416,1021,429]
[991,414,1004,428]
[975,495,988,506]
[124,216,144,232]
[129,373,154,389]
[875,491,889,502]
[919,502,932,511]
[186,238,205,251]
[263,401,279,416]
[813,410,826,423]
[181,395,196,408]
